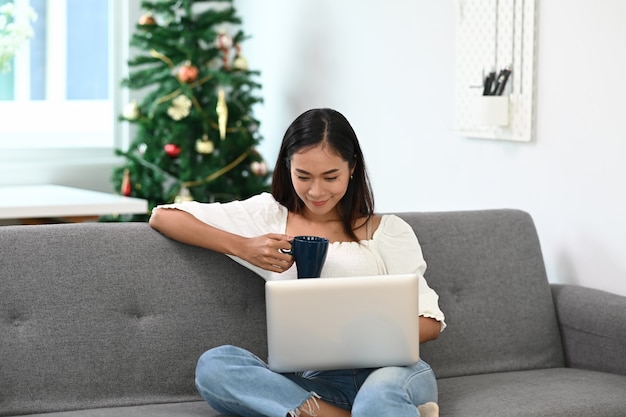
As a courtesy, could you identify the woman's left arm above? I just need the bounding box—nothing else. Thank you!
[419,317,442,344]
[376,215,447,336]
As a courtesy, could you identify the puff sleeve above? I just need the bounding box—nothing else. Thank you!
[153,192,288,281]
[374,215,446,330]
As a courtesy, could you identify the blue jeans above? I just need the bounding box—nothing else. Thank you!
[195,345,437,417]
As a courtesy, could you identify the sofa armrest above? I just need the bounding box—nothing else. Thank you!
[551,284,626,376]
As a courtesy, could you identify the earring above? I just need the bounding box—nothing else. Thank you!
[350,175,354,180]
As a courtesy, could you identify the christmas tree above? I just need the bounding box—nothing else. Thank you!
[109,0,270,221]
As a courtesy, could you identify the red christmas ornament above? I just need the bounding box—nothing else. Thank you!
[138,13,156,26]
[121,169,131,196]
[177,62,199,83]
[164,143,181,158]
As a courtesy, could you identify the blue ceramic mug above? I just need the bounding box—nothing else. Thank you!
[285,236,329,278]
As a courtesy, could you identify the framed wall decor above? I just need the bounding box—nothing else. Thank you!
[454,0,537,142]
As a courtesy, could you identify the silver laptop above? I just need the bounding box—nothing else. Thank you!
[265,273,420,372]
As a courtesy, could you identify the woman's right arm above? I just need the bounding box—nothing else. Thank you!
[149,208,294,273]
[150,207,244,255]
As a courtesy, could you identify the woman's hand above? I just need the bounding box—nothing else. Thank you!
[235,233,294,273]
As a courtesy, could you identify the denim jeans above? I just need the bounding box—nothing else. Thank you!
[195,345,437,417]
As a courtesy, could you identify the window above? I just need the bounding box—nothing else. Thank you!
[0,0,125,150]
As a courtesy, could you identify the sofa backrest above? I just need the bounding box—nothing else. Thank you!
[0,223,267,416]
[398,209,565,378]
[0,209,565,415]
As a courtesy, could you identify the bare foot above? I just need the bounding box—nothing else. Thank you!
[417,402,439,417]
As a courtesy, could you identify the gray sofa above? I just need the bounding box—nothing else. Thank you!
[1,209,625,417]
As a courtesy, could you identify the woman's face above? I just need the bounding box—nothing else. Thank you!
[290,143,353,220]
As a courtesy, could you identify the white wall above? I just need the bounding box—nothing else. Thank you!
[237,0,626,296]
[8,1,622,296]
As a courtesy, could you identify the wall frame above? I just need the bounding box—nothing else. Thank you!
[454,0,537,142]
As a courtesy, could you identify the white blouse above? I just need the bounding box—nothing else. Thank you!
[155,193,445,329]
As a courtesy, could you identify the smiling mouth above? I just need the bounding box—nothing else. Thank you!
[310,200,327,207]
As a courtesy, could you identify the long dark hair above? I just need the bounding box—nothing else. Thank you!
[271,108,375,242]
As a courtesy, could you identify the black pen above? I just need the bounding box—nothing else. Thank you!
[483,71,496,96]
[494,68,511,96]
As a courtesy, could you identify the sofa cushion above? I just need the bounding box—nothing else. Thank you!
[437,367,626,416]
[8,401,217,417]
[398,210,565,378]
[0,223,267,416]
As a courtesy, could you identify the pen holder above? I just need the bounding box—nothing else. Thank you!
[473,96,510,127]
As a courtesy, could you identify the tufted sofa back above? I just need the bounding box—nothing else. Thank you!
[398,210,564,378]
[1,223,266,416]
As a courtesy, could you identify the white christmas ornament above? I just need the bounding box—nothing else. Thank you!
[123,100,140,120]
[167,94,192,120]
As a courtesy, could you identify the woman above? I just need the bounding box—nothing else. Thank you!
[149,108,446,417]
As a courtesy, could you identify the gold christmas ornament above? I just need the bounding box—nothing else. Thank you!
[233,44,248,71]
[233,54,248,71]
[174,186,194,203]
[195,134,215,154]
[216,89,228,140]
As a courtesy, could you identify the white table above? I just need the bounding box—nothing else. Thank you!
[0,184,148,221]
